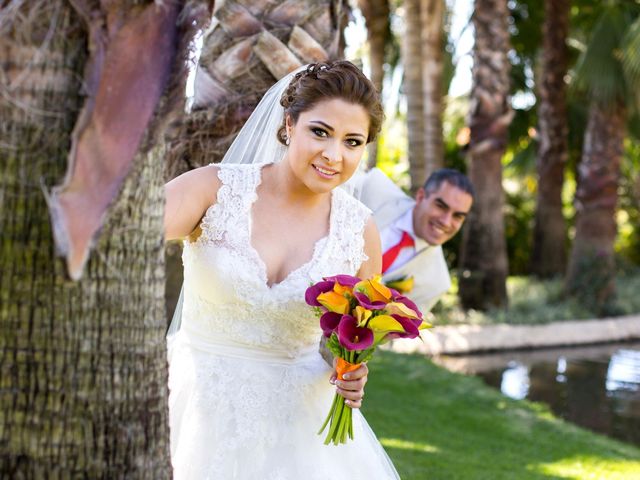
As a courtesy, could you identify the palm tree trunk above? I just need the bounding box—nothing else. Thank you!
[0,1,205,475]
[358,0,390,169]
[565,100,626,314]
[403,0,426,192]
[531,0,570,278]
[458,0,512,310]
[421,0,445,176]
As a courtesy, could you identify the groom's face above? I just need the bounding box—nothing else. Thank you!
[412,182,473,246]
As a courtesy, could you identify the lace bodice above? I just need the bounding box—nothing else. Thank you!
[180,163,371,356]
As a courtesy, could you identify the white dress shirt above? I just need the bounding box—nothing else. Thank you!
[380,207,429,274]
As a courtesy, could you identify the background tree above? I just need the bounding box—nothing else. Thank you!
[0,0,209,476]
[530,0,571,278]
[458,0,513,310]
[403,0,427,191]
[358,0,391,169]
[565,3,640,313]
[421,0,445,176]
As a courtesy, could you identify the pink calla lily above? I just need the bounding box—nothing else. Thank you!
[354,292,387,310]
[320,311,342,337]
[305,280,335,307]
[323,274,360,287]
[337,315,374,351]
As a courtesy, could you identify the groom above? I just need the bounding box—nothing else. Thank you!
[354,168,474,313]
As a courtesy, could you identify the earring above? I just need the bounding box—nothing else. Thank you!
[285,136,290,146]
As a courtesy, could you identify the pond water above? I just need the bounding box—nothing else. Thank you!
[432,341,640,447]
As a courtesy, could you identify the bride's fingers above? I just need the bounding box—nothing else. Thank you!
[335,384,364,408]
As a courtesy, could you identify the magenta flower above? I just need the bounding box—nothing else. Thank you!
[391,294,423,320]
[354,292,387,310]
[305,280,335,307]
[337,315,374,351]
[320,311,342,337]
[323,274,360,287]
[388,314,421,339]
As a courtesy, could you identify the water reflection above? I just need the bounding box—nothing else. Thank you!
[433,342,640,446]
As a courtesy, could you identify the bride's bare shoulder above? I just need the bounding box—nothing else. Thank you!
[164,164,222,241]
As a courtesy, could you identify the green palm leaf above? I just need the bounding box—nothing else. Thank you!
[622,15,640,110]
[573,6,634,105]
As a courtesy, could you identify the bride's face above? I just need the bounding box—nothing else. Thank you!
[286,98,370,193]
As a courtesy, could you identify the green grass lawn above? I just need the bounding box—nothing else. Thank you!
[361,351,640,480]
[432,267,640,326]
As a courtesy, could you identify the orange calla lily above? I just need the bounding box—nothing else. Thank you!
[317,291,350,314]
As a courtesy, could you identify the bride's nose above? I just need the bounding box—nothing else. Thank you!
[321,141,341,163]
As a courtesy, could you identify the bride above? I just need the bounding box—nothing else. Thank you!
[164,61,400,479]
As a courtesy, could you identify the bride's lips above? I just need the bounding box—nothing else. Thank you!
[312,164,339,179]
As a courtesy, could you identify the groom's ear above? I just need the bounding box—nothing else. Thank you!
[415,187,426,203]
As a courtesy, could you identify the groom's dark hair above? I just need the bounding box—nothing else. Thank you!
[278,61,384,145]
[423,169,475,199]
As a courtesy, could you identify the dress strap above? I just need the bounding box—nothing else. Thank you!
[325,188,372,275]
[198,163,263,244]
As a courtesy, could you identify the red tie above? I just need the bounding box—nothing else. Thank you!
[382,231,415,273]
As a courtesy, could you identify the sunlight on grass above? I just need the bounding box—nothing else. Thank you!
[531,455,640,479]
[379,437,440,454]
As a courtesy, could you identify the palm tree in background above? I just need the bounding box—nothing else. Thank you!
[358,0,391,168]
[530,0,571,278]
[458,0,513,310]
[421,0,446,176]
[565,3,640,313]
[403,0,427,191]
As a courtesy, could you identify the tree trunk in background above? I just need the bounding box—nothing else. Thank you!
[565,101,625,314]
[458,0,512,310]
[421,0,445,176]
[164,0,350,323]
[531,0,570,278]
[358,0,390,169]
[403,0,426,193]
[0,1,205,475]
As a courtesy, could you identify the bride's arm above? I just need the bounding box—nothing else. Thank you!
[164,165,221,241]
[331,216,381,409]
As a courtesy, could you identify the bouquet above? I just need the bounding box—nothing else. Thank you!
[305,274,431,445]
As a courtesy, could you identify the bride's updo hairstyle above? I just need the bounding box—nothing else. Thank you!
[277,61,383,146]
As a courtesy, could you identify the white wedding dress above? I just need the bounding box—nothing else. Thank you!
[168,163,400,479]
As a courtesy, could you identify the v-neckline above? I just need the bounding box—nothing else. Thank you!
[248,164,336,290]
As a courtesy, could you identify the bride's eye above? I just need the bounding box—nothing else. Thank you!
[346,138,363,147]
[311,128,328,138]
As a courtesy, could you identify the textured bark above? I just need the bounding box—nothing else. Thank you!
[403,0,426,192]
[358,0,390,169]
[531,0,570,278]
[458,0,512,310]
[0,0,209,475]
[421,0,445,176]
[565,101,626,313]
[49,0,180,280]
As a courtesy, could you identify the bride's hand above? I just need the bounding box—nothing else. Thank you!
[330,359,368,409]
